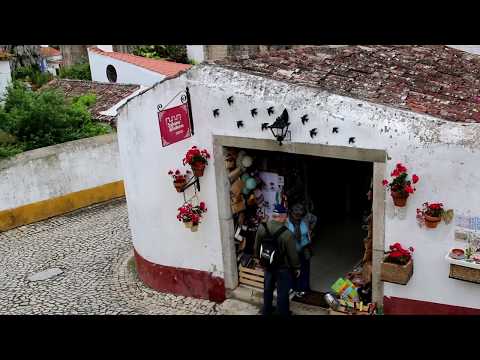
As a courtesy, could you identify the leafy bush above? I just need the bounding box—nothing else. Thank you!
[59,62,91,80]
[133,45,188,64]
[12,64,53,89]
[0,81,111,158]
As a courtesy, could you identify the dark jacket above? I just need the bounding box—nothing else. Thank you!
[254,220,301,270]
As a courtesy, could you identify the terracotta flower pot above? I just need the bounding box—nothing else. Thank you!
[424,214,441,228]
[191,224,199,232]
[391,191,409,207]
[184,221,192,228]
[191,161,206,177]
[174,179,187,192]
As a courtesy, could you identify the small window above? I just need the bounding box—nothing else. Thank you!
[106,64,117,83]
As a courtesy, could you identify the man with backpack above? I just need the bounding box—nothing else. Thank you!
[254,204,300,316]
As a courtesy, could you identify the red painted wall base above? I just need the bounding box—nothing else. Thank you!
[134,248,226,303]
[384,296,480,315]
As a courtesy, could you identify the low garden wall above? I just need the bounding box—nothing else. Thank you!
[0,133,124,231]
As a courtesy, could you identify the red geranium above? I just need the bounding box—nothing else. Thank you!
[168,169,191,182]
[183,146,210,166]
[383,162,419,197]
[177,201,207,225]
[385,243,413,265]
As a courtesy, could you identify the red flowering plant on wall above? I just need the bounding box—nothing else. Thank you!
[168,169,191,182]
[182,146,210,166]
[176,202,207,226]
[382,163,419,196]
[382,163,419,206]
[416,202,454,228]
[384,243,414,266]
[177,203,194,224]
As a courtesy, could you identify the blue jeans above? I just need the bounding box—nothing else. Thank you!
[292,252,310,293]
[263,267,292,316]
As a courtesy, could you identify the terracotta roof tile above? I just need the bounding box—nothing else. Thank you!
[215,45,480,123]
[42,79,140,126]
[89,47,191,77]
[40,47,61,58]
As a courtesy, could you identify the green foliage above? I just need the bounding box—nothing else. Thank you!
[12,64,53,89]
[59,62,91,80]
[133,45,188,64]
[0,82,111,159]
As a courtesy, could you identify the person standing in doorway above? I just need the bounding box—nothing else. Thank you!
[287,203,312,298]
[254,204,300,316]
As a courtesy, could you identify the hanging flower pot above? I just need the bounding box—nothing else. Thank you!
[176,201,207,232]
[168,169,190,193]
[174,179,187,192]
[191,224,199,232]
[391,191,409,207]
[183,146,210,178]
[383,163,419,207]
[184,221,193,228]
[416,202,454,229]
[191,161,206,177]
[424,214,441,228]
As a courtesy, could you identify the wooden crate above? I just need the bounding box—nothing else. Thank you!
[381,258,413,285]
[239,265,264,289]
[449,264,480,284]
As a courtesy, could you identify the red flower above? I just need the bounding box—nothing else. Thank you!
[168,170,173,175]
[412,174,419,184]
[405,185,414,194]
[175,170,180,175]
[391,169,400,177]
[382,179,389,186]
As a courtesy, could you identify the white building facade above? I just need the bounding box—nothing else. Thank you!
[116,50,480,313]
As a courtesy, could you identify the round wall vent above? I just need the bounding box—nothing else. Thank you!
[106,64,117,83]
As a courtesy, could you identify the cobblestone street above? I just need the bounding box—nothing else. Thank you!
[0,198,220,315]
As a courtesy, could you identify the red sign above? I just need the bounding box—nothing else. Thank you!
[158,103,192,147]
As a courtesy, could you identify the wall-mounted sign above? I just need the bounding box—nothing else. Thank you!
[158,103,192,147]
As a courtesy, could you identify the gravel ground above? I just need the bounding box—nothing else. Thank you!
[0,198,220,315]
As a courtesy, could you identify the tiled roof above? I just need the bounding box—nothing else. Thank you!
[89,47,192,77]
[215,45,480,124]
[0,50,12,60]
[42,79,140,125]
[40,47,61,58]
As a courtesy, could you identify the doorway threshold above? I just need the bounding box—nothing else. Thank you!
[228,285,329,315]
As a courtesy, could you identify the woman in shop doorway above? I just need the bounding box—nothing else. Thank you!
[287,203,313,298]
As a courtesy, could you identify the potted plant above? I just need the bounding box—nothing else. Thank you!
[190,202,207,232]
[168,169,191,192]
[381,242,414,285]
[416,202,454,229]
[183,146,211,177]
[382,163,419,207]
[177,203,194,228]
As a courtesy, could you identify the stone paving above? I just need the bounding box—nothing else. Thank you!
[0,198,221,315]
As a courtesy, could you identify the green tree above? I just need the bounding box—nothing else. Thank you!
[58,62,91,80]
[0,81,110,158]
[133,45,189,64]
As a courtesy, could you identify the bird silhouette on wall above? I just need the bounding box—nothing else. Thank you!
[213,109,220,117]
[261,123,269,131]
[301,114,309,125]
[251,108,258,117]
[227,96,234,106]
[310,128,318,138]
[349,137,355,144]
[267,106,275,116]
[332,127,339,133]
[237,121,244,128]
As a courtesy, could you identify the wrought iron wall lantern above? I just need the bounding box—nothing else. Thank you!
[268,109,290,146]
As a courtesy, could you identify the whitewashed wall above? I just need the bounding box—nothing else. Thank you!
[0,134,122,211]
[0,60,11,101]
[117,64,480,310]
[87,49,165,86]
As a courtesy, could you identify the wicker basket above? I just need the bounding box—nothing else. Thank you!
[449,264,480,284]
[381,258,413,285]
